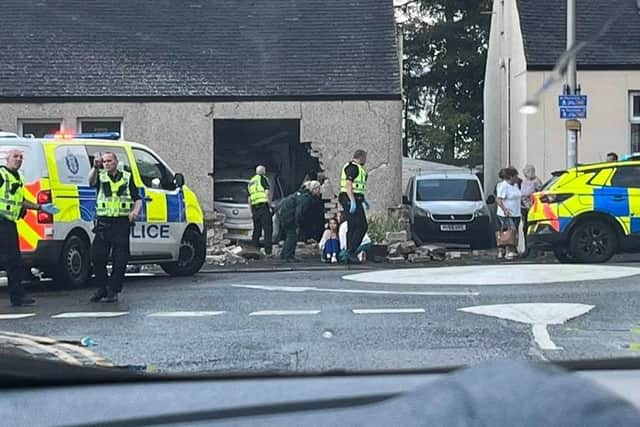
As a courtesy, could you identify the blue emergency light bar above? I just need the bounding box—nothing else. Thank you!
[44,132,121,140]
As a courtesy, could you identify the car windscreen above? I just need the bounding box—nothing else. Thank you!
[0,144,43,183]
[214,181,249,204]
[416,179,482,202]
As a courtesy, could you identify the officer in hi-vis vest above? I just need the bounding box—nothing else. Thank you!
[89,152,142,303]
[0,149,59,306]
[248,165,273,256]
[338,149,369,264]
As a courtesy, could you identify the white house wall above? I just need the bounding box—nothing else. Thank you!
[525,70,640,180]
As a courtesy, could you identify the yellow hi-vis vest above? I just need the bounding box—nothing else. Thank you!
[0,167,24,222]
[340,162,367,195]
[96,170,133,217]
[248,175,268,206]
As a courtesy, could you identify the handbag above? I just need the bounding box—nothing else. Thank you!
[496,217,517,247]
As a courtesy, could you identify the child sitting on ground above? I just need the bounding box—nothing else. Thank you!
[319,217,340,263]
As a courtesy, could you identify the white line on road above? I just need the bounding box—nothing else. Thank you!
[249,310,320,316]
[232,284,479,296]
[147,311,226,318]
[458,303,595,351]
[0,313,36,320]
[52,312,129,319]
[352,308,426,314]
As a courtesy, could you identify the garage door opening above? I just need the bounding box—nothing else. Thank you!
[213,119,320,196]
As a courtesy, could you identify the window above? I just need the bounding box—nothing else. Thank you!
[610,166,640,188]
[631,93,640,152]
[132,148,174,190]
[85,145,131,173]
[416,179,482,202]
[214,181,249,204]
[79,119,122,138]
[19,120,61,138]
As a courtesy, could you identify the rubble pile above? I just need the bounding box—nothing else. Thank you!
[379,231,485,263]
[205,212,247,266]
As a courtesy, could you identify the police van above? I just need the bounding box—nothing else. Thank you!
[0,132,206,287]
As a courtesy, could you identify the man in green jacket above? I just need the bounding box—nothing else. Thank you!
[278,181,321,262]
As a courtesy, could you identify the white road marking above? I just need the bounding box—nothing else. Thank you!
[147,311,225,318]
[343,265,640,286]
[0,313,36,320]
[458,303,595,350]
[249,310,320,316]
[126,273,157,277]
[232,284,479,296]
[52,312,129,319]
[352,308,426,314]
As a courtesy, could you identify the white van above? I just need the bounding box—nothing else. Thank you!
[403,172,494,249]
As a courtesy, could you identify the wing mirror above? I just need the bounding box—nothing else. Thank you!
[174,173,185,188]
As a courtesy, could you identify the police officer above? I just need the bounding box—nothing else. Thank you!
[338,149,369,264]
[248,165,273,256]
[89,152,142,303]
[0,149,58,306]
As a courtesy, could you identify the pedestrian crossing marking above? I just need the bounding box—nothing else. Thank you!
[147,311,225,317]
[52,312,129,319]
[0,313,36,320]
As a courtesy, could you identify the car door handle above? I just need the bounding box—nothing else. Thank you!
[612,196,626,201]
[145,197,153,202]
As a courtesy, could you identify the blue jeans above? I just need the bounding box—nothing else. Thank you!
[322,238,340,259]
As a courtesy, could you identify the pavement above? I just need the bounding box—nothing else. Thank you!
[1,260,640,374]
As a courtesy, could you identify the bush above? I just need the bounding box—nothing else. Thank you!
[368,215,403,244]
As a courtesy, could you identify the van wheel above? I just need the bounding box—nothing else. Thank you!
[53,235,91,288]
[160,228,206,276]
[569,220,617,263]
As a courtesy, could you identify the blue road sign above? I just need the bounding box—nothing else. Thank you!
[559,95,587,107]
[559,95,587,119]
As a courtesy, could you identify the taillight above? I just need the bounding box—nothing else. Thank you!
[37,190,51,204]
[36,190,53,223]
[540,193,573,204]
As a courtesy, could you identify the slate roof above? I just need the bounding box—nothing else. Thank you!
[0,0,400,100]
[517,0,640,69]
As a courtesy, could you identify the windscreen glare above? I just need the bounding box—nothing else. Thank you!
[416,179,482,202]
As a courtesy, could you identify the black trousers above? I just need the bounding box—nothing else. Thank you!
[251,204,273,254]
[280,223,297,260]
[0,220,26,302]
[92,217,130,293]
[339,193,368,255]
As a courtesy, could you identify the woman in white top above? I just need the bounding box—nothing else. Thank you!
[496,167,522,260]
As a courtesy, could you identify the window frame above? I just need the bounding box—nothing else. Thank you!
[630,93,640,153]
[77,118,123,139]
[18,119,62,138]
[131,147,175,191]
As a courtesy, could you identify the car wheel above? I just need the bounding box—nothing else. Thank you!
[160,228,206,276]
[569,220,617,263]
[52,235,91,288]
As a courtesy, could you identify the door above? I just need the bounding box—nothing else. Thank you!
[606,165,640,235]
[130,147,184,260]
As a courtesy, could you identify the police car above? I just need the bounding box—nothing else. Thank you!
[0,132,206,287]
[527,159,640,263]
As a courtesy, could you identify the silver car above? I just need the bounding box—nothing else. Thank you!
[214,174,283,242]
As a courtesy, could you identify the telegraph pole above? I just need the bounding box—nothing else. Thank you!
[565,0,580,168]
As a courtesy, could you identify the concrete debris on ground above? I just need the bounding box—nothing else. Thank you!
[204,211,247,266]
[385,230,408,244]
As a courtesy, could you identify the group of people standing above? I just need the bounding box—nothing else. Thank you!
[494,164,543,259]
[249,149,371,264]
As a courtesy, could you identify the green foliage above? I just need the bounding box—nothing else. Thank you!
[399,0,491,167]
[368,215,403,244]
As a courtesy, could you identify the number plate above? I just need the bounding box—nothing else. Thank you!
[440,224,466,232]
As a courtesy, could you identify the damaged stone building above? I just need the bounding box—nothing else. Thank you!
[0,0,402,216]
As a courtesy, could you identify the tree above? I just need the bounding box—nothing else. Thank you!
[399,0,490,167]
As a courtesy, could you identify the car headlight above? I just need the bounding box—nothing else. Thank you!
[415,207,432,219]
